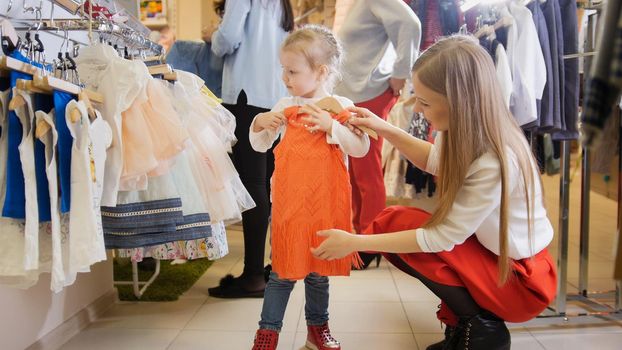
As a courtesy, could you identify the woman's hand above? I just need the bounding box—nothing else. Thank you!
[254,112,285,132]
[346,106,391,137]
[311,229,359,260]
[300,103,334,135]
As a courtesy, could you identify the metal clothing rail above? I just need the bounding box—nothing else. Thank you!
[2,1,162,55]
[6,17,162,55]
[542,8,622,319]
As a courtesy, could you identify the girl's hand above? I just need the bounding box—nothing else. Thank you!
[254,112,285,132]
[300,103,334,134]
[311,229,358,260]
[347,106,391,136]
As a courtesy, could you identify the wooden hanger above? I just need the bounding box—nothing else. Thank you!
[148,63,172,76]
[35,112,53,139]
[142,54,166,63]
[0,19,20,52]
[32,75,104,104]
[314,96,378,140]
[8,93,26,111]
[163,72,177,81]
[1,56,40,111]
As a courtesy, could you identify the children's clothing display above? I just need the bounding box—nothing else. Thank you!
[0,39,251,291]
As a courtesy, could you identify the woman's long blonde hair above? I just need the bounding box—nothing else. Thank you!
[414,35,539,284]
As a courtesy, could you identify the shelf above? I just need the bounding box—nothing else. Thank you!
[142,18,168,29]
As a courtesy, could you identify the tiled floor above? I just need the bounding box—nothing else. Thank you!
[61,174,622,350]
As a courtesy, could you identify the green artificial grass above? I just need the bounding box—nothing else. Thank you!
[113,258,213,301]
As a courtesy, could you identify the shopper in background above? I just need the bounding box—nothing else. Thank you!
[157,25,176,53]
[312,36,557,350]
[249,24,369,350]
[165,5,224,97]
[207,0,294,299]
[335,0,421,268]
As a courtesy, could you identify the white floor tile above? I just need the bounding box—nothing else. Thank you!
[347,261,393,280]
[90,298,205,329]
[185,297,303,332]
[403,302,446,334]
[328,277,401,302]
[414,333,444,350]
[516,315,622,334]
[297,301,412,333]
[168,330,295,350]
[59,328,179,350]
[535,332,622,350]
[294,332,418,350]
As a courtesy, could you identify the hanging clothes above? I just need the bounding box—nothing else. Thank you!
[3,51,36,219]
[554,0,580,140]
[34,109,66,292]
[506,1,547,126]
[53,90,75,213]
[541,0,565,132]
[526,0,555,131]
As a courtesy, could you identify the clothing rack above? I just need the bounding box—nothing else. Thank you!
[114,259,162,299]
[2,2,163,299]
[543,7,622,319]
[3,1,162,55]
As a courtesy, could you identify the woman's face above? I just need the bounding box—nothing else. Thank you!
[412,73,450,131]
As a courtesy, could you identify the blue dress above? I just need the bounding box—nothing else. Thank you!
[53,90,75,213]
[33,93,54,221]
[2,51,35,219]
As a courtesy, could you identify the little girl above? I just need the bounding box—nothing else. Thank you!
[249,25,370,350]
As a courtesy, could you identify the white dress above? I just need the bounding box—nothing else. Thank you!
[64,100,103,285]
[76,44,150,206]
[88,110,112,264]
[0,89,54,289]
[173,72,255,224]
[35,109,67,292]
[0,89,31,281]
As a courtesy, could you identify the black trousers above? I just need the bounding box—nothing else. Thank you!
[223,91,277,277]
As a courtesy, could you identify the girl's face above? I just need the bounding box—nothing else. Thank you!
[280,50,325,98]
[412,73,450,131]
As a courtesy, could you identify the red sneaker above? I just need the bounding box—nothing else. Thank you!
[252,329,279,350]
[306,323,341,350]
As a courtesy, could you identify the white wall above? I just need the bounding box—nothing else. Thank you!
[0,260,114,350]
[0,2,115,349]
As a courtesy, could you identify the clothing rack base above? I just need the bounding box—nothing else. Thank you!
[114,259,161,299]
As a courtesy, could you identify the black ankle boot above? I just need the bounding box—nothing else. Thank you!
[425,325,456,350]
[454,311,510,350]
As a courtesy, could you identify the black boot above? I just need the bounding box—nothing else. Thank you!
[425,325,456,350]
[454,311,510,350]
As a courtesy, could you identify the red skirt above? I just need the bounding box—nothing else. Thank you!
[364,206,557,325]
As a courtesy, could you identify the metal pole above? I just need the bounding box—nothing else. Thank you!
[579,147,590,296]
[617,109,622,311]
[556,141,571,315]
[578,11,598,297]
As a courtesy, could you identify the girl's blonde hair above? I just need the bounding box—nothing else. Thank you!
[281,24,343,90]
[414,35,540,285]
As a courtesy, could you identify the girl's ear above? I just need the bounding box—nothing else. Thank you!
[318,64,329,82]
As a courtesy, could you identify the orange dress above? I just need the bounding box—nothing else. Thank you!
[270,106,360,280]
